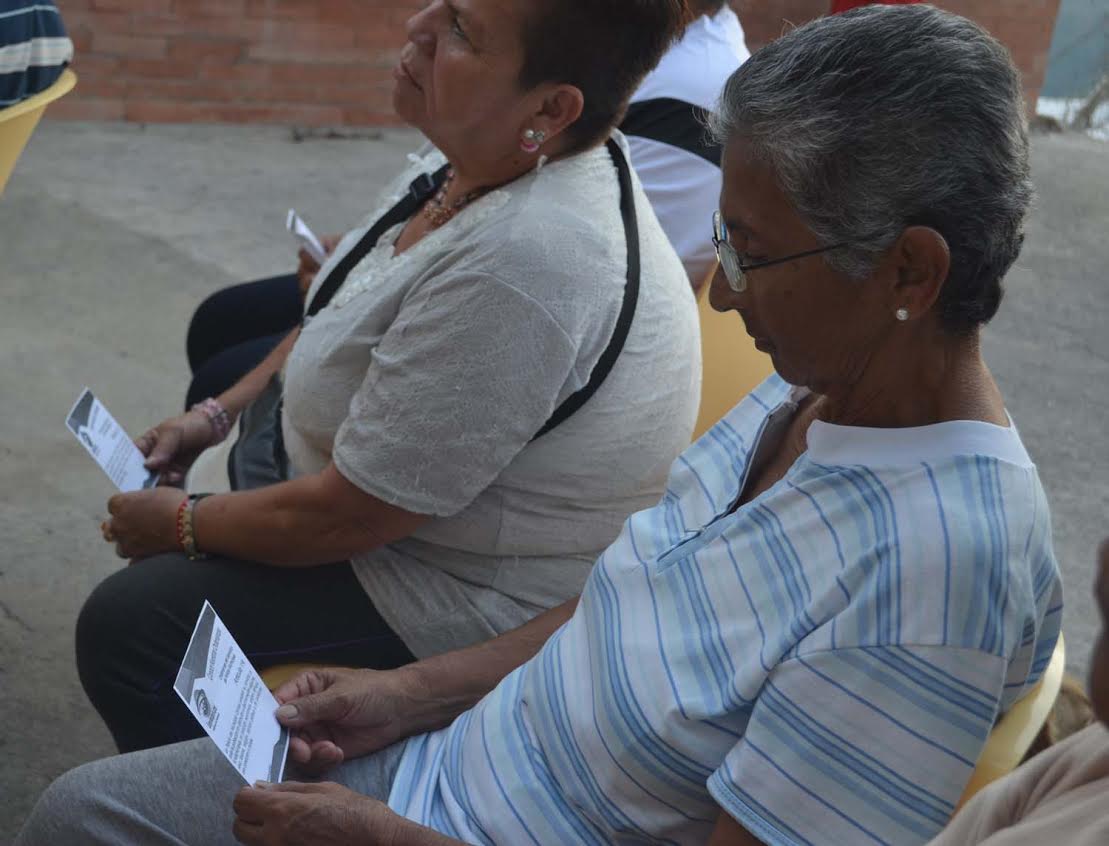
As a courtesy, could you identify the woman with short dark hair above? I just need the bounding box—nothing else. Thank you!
[76,0,700,755]
[20,6,1061,845]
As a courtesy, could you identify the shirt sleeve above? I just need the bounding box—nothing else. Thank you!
[331,271,580,516]
[709,645,1008,846]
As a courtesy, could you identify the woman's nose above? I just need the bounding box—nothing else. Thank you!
[707,263,744,313]
[405,3,438,54]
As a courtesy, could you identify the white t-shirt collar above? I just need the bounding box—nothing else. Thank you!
[806,415,1032,468]
[775,382,1033,468]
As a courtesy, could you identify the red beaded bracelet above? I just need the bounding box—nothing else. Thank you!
[175,497,190,552]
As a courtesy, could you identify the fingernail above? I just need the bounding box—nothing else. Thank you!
[276,704,298,720]
[254,780,274,790]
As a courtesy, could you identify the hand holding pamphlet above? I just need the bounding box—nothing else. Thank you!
[175,601,290,785]
[287,209,327,265]
[65,388,159,492]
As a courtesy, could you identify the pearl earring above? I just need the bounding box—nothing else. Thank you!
[520,128,546,154]
[896,308,910,322]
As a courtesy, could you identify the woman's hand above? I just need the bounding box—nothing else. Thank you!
[101,488,185,561]
[272,667,429,774]
[232,782,401,846]
[136,410,218,486]
[296,235,343,299]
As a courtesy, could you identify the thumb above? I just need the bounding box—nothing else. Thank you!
[144,427,181,469]
[275,690,350,728]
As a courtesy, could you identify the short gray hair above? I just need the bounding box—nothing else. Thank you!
[710,4,1033,333]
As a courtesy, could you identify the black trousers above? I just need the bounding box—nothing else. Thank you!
[78,274,416,754]
[184,274,302,409]
[77,554,416,753]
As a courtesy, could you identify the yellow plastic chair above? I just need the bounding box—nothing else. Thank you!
[262,662,319,692]
[262,279,773,691]
[0,68,76,195]
[955,634,1066,812]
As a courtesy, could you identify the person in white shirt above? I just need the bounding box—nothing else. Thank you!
[623,1,750,288]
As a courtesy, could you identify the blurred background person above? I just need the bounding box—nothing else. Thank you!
[623,0,750,289]
[0,0,72,108]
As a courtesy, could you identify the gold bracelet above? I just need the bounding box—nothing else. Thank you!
[181,494,210,560]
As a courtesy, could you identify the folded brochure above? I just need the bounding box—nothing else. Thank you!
[175,601,289,784]
[66,388,159,492]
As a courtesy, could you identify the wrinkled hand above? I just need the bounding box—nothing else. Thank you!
[273,667,424,774]
[296,235,342,298]
[101,487,184,561]
[232,782,401,846]
[136,410,218,487]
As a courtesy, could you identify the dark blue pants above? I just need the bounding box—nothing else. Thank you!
[184,274,302,409]
[77,553,415,753]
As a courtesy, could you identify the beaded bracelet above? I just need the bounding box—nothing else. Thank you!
[191,397,234,444]
[175,495,209,560]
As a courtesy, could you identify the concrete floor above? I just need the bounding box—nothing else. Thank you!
[0,123,1106,841]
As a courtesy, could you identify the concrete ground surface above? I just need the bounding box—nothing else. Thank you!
[1,123,1106,841]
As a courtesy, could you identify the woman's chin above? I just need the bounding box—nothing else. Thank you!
[391,84,424,128]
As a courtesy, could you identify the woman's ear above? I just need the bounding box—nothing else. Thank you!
[890,225,951,320]
[528,84,585,147]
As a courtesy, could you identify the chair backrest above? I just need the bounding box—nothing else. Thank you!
[692,281,774,440]
[955,634,1067,812]
[0,69,76,195]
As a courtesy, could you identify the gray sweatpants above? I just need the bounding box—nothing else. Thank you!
[15,737,405,845]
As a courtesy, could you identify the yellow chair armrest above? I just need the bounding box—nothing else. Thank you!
[0,68,77,123]
[261,662,344,691]
[0,69,77,194]
[955,634,1066,811]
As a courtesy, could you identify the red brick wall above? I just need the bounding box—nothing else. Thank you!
[53,0,1060,125]
[735,0,1063,106]
[55,0,423,123]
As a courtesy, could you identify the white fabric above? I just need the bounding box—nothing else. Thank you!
[626,6,750,285]
[928,723,1109,846]
[0,36,70,73]
[281,134,701,657]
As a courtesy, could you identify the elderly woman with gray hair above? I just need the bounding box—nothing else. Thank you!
[18,6,1062,846]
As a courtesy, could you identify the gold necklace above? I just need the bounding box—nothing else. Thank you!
[423,169,490,228]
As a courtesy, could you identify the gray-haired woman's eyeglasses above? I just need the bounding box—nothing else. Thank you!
[711,210,855,293]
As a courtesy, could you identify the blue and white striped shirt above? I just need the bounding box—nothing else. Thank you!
[388,375,1062,845]
[1,2,72,107]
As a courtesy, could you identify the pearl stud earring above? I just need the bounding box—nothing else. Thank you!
[896,308,910,322]
[521,128,546,154]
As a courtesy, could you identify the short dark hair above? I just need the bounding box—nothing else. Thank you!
[711,4,1033,333]
[518,0,691,151]
[692,0,727,14]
